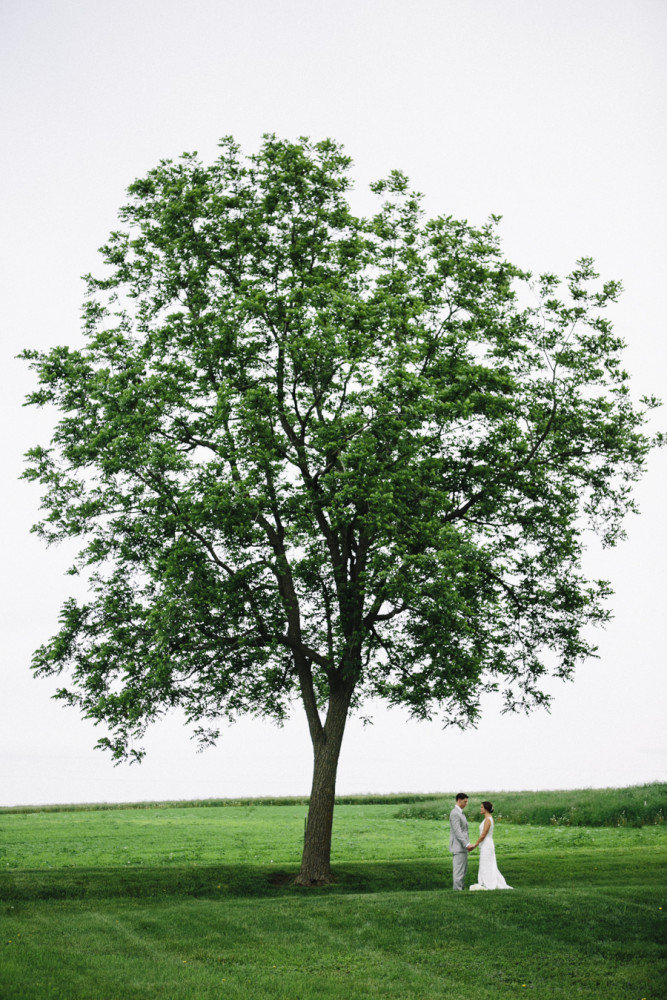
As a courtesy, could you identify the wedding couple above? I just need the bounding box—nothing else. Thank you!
[449,792,513,891]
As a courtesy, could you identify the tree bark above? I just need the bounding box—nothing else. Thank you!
[295,688,350,884]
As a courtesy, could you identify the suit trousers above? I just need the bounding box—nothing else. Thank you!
[452,850,468,890]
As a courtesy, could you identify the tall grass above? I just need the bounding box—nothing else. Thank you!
[394,782,666,826]
[3,783,664,822]
[0,793,437,815]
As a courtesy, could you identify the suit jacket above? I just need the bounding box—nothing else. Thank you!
[449,806,470,853]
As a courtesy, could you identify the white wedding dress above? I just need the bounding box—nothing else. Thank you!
[469,817,513,891]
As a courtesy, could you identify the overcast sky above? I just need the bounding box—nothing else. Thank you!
[1,0,665,807]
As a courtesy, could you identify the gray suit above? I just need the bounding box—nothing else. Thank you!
[449,806,470,890]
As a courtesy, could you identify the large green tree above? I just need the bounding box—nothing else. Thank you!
[22,136,659,883]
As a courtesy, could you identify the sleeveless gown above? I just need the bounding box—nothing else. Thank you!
[469,817,513,891]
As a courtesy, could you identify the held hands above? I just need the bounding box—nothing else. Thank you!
[467,844,476,852]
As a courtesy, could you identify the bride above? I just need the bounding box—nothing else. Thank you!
[469,801,513,891]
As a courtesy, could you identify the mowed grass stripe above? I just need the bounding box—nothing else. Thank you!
[2,843,666,901]
[1,886,664,999]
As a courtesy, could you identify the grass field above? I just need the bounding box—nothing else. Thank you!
[1,786,665,999]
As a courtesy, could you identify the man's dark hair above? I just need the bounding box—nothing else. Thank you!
[455,792,469,801]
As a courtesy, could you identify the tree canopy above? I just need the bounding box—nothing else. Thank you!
[22,135,660,881]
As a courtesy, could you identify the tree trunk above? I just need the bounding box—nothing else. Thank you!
[295,689,350,885]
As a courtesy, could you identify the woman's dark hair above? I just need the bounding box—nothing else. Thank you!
[481,800,494,814]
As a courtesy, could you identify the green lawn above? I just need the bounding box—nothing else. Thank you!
[1,791,665,999]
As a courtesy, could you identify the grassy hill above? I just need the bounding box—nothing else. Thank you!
[3,780,665,825]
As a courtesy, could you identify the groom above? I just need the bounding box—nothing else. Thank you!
[449,792,473,890]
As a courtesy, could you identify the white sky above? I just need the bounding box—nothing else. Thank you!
[1,0,665,807]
